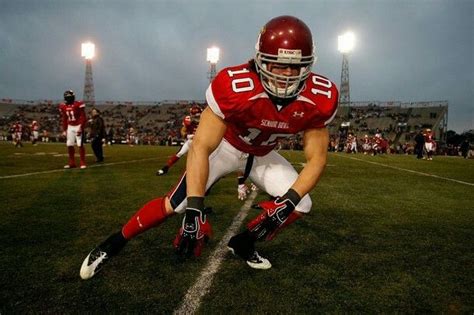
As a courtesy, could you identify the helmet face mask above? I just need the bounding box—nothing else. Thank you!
[255,15,315,99]
[64,90,75,104]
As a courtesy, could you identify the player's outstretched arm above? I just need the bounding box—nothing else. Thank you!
[185,107,227,197]
[290,127,329,197]
[175,107,226,257]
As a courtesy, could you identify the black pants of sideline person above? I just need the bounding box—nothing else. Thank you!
[91,137,104,162]
[415,144,424,159]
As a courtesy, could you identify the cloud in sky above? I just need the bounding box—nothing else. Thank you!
[0,0,472,132]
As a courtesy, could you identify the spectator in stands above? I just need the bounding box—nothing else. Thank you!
[89,108,106,163]
[414,130,425,159]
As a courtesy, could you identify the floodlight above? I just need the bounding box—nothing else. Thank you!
[207,47,220,64]
[338,32,355,53]
[81,42,95,60]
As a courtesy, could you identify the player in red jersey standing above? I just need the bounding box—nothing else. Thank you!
[423,128,436,160]
[30,120,40,146]
[11,121,23,148]
[156,104,202,176]
[59,90,87,169]
[80,15,338,279]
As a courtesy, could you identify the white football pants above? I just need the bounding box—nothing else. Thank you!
[171,139,312,214]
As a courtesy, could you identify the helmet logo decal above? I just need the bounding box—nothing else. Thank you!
[277,48,302,62]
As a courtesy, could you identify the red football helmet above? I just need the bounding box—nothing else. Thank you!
[255,15,315,99]
[190,105,202,122]
[64,89,75,104]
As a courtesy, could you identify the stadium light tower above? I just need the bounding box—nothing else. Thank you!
[81,42,96,105]
[338,32,355,117]
[207,46,220,83]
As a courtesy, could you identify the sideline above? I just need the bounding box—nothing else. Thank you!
[334,154,474,187]
[0,157,160,179]
[174,190,258,315]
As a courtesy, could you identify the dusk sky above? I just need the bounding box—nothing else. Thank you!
[0,0,472,132]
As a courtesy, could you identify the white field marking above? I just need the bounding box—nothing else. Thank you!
[174,190,258,315]
[291,162,334,168]
[0,157,160,179]
[13,152,92,157]
[334,154,474,187]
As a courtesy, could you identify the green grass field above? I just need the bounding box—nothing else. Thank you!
[0,142,473,313]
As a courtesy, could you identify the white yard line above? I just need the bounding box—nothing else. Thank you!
[334,154,474,187]
[174,190,258,315]
[0,157,160,179]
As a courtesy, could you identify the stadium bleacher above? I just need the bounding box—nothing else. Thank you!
[0,99,448,149]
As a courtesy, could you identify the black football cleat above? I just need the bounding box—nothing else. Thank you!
[227,231,272,270]
[156,166,169,176]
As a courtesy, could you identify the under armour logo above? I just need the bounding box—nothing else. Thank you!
[293,111,305,118]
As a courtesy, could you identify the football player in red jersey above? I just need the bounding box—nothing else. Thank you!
[156,104,202,176]
[59,90,87,169]
[80,15,338,279]
[12,121,23,148]
[158,104,257,201]
[423,128,436,160]
[30,120,39,146]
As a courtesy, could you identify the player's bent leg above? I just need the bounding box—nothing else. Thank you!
[122,196,173,239]
[80,196,175,279]
[65,146,76,168]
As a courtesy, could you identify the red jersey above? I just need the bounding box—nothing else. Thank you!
[59,101,86,130]
[182,116,199,136]
[13,123,23,133]
[424,132,434,143]
[206,63,338,156]
[31,121,39,131]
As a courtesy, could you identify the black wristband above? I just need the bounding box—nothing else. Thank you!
[282,188,301,206]
[187,196,205,211]
[237,176,245,185]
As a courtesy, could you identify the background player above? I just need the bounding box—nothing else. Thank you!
[80,15,338,278]
[59,90,87,169]
[11,121,23,148]
[423,128,436,160]
[156,104,202,176]
[30,120,39,146]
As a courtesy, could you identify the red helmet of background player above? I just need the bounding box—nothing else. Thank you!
[64,90,75,104]
[255,15,315,99]
[190,105,202,122]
